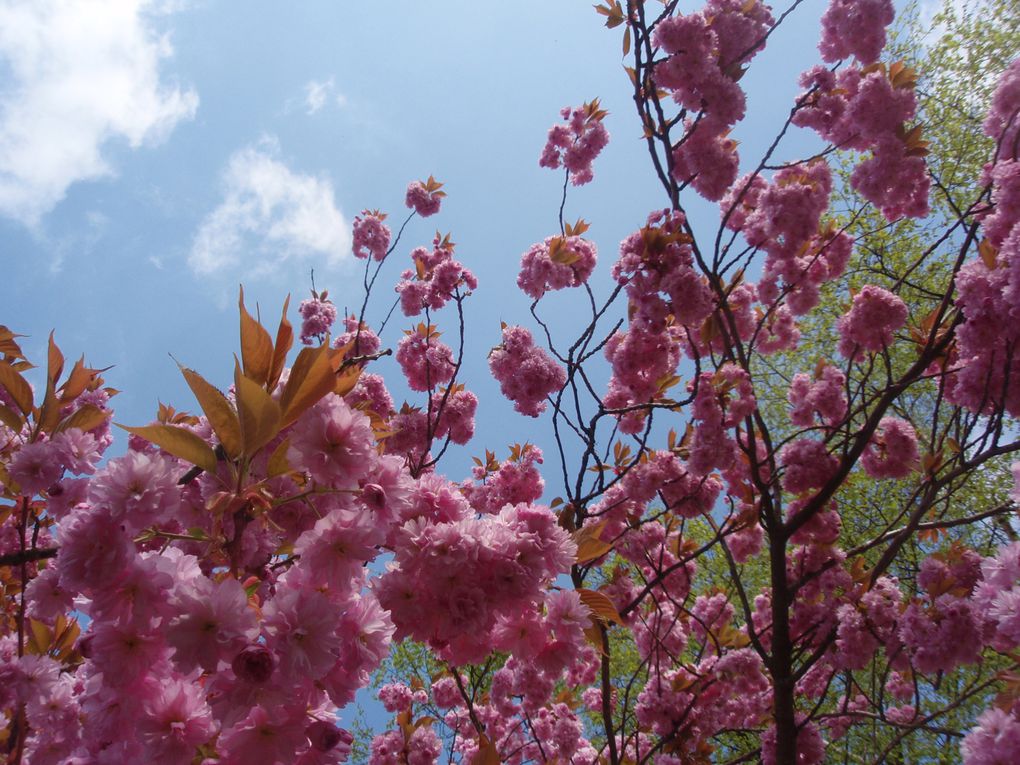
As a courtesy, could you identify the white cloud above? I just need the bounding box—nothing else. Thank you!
[0,0,198,226]
[189,138,350,276]
[304,77,334,115]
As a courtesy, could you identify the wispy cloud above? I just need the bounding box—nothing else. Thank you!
[0,0,198,226]
[304,77,333,115]
[188,137,350,277]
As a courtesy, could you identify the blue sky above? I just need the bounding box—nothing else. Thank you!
[0,0,842,486]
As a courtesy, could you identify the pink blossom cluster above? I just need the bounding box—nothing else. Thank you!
[603,212,719,431]
[686,365,756,476]
[299,294,338,345]
[983,58,1020,162]
[352,210,392,260]
[488,324,565,416]
[818,0,894,64]
[793,62,930,219]
[405,180,443,217]
[971,542,1020,650]
[5,393,409,762]
[788,363,847,428]
[375,502,574,666]
[860,416,919,479]
[947,63,1020,415]
[517,234,598,300]
[396,235,478,317]
[461,444,546,515]
[395,325,456,392]
[653,0,773,201]
[723,162,853,316]
[672,117,739,201]
[538,102,609,186]
[334,314,382,360]
[780,438,838,495]
[837,284,908,359]
[653,0,773,128]
[612,210,714,328]
[603,319,683,434]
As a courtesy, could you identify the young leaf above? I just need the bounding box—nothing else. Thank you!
[118,423,219,473]
[279,344,342,427]
[180,365,243,458]
[268,295,294,392]
[238,286,274,386]
[54,405,110,435]
[577,587,625,626]
[234,363,283,457]
[0,361,33,414]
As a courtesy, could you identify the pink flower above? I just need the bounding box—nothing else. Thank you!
[352,210,392,260]
[861,417,919,479]
[780,438,838,495]
[378,682,414,713]
[219,705,307,765]
[138,674,217,764]
[539,102,609,185]
[288,394,376,488]
[517,235,598,300]
[489,325,565,417]
[396,326,456,392]
[299,295,338,345]
[166,576,259,672]
[87,450,182,532]
[671,118,739,201]
[264,586,343,680]
[961,708,1020,764]
[837,285,907,359]
[818,0,894,64]
[8,440,62,495]
[232,643,276,683]
[405,178,444,217]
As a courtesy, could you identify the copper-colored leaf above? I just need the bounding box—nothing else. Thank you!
[577,588,625,625]
[334,364,362,398]
[27,619,51,656]
[234,364,282,457]
[0,361,33,414]
[54,404,110,434]
[0,404,22,431]
[573,520,613,564]
[267,437,292,478]
[58,357,101,404]
[180,366,242,458]
[979,238,998,270]
[238,286,274,386]
[118,423,218,473]
[37,384,61,434]
[268,295,294,392]
[279,344,342,427]
[47,332,64,387]
[472,734,501,765]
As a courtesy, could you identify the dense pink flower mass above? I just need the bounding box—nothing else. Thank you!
[396,325,456,392]
[489,324,565,416]
[837,284,908,359]
[538,101,609,185]
[517,234,597,300]
[396,234,477,317]
[299,294,338,345]
[352,210,392,260]
[404,178,444,217]
[861,416,919,479]
[819,0,894,64]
